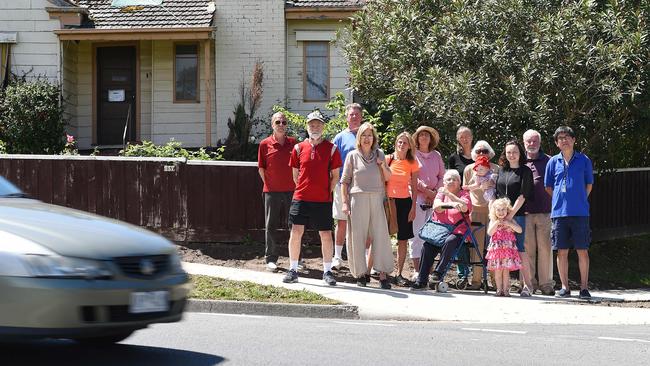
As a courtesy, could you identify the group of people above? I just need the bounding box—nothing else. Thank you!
[258,103,594,299]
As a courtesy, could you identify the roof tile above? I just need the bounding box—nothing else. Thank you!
[76,0,214,29]
[285,0,365,8]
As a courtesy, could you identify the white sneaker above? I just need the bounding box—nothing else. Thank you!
[332,257,342,270]
[266,262,278,272]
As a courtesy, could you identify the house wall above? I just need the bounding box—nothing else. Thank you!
[213,0,286,143]
[286,20,352,119]
[61,40,78,138]
[150,40,216,147]
[75,41,92,149]
[71,40,216,149]
[0,0,61,83]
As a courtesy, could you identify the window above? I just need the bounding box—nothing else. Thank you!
[303,42,329,101]
[174,44,199,102]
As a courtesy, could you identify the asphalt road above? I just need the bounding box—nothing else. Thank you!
[3,313,650,366]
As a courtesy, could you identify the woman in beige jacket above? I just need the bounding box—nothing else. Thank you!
[341,122,393,289]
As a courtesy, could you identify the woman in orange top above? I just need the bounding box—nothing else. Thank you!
[386,132,420,286]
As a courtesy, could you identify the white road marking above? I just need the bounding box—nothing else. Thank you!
[598,337,650,343]
[462,327,527,334]
[198,313,267,319]
[333,321,395,327]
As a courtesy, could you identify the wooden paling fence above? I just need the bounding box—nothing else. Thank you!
[0,155,648,243]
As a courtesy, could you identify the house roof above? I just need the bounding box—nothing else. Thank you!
[75,0,215,29]
[285,0,365,8]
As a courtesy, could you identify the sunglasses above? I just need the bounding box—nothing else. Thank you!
[475,148,489,154]
[274,120,287,125]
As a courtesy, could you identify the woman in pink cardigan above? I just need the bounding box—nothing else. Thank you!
[409,126,445,280]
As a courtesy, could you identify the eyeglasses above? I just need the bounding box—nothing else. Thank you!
[274,120,287,125]
[475,148,489,154]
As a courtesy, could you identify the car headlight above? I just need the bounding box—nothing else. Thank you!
[22,254,113,279]
[169,252,185,274]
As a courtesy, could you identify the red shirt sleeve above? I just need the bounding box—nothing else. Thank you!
[330,147,343,170]
[289,144,300,169]
[257,140,267,169]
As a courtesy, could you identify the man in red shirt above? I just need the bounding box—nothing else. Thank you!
[284,111,342,286]
[258,112,296,272]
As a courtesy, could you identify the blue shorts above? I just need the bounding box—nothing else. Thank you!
[514,215,526,252]
[551,216,591,250]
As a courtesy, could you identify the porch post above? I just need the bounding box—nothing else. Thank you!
[204,39,212,147]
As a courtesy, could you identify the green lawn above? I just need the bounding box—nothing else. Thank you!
[189,275,342,305]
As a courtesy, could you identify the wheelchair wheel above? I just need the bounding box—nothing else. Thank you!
[437,282,449,293]
[455,278,469,290]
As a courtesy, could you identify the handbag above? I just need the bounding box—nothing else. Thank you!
[380,154,398,235]
[418,218,456,247]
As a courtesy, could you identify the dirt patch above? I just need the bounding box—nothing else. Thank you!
[178,242,417,288]
[178,235,650,299]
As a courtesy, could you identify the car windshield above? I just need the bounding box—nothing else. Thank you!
[0,176,25,197]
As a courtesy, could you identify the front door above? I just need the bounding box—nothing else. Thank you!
[97,46,136,145]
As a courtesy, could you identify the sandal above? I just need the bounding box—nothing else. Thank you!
[520,288,532,297]
[494,290,504,297]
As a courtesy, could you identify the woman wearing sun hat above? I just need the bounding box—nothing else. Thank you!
[409,126,445,281]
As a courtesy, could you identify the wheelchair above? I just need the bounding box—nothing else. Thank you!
[428,205,488,294]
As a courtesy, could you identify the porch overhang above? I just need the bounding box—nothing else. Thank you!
[54,27,214,41]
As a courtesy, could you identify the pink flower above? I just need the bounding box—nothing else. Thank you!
[66,134,75,144]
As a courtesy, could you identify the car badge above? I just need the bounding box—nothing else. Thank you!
[140,258,155,275]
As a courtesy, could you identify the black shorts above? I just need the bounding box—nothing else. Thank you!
[394,197,414,240]
[289,200,334,231]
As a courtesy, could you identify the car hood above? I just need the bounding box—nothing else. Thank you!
[0,198,175,259]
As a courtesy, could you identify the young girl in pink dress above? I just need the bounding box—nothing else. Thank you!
[486,198,522,296]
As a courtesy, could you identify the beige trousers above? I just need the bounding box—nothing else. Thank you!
[524,213,554,289]
[470,206,489,285]
[346,192,394,278]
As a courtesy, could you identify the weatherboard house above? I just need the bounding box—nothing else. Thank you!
[0,0,363,150]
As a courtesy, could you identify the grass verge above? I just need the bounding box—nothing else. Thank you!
[189,275,342,305]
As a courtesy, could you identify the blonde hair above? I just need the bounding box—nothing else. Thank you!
[394,132,416,161]
[489,198,513,221]
[355,122,379,151]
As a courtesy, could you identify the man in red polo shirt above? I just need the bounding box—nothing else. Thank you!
[258,112,296,272]
[283,111,342,286]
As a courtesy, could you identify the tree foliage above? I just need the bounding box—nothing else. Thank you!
[343,0,650,168]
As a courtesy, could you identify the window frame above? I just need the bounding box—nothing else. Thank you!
[302,41,330,102]
[173,41,200,104]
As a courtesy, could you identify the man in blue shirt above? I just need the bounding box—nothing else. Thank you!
[544,126,594,299]
[331,103,362,269]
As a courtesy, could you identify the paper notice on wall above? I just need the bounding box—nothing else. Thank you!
[108,89,125,102]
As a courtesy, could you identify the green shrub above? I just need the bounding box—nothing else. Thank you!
[0,140,6,154]
[0,79,66,154]
[119,139,224,161]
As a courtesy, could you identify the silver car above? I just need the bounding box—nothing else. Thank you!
[0,176,190,344]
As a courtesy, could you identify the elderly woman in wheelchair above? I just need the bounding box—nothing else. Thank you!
[410,170,472,291]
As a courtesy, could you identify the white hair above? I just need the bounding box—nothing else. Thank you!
[443,169,461,182]
[471,140,496,160]
[523,129,541,140]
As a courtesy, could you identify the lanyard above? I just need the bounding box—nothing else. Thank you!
[561,153,575,193]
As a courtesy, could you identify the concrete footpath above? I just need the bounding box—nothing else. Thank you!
[183,262,650,325]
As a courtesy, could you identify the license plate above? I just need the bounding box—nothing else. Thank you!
[129,291,169,314]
